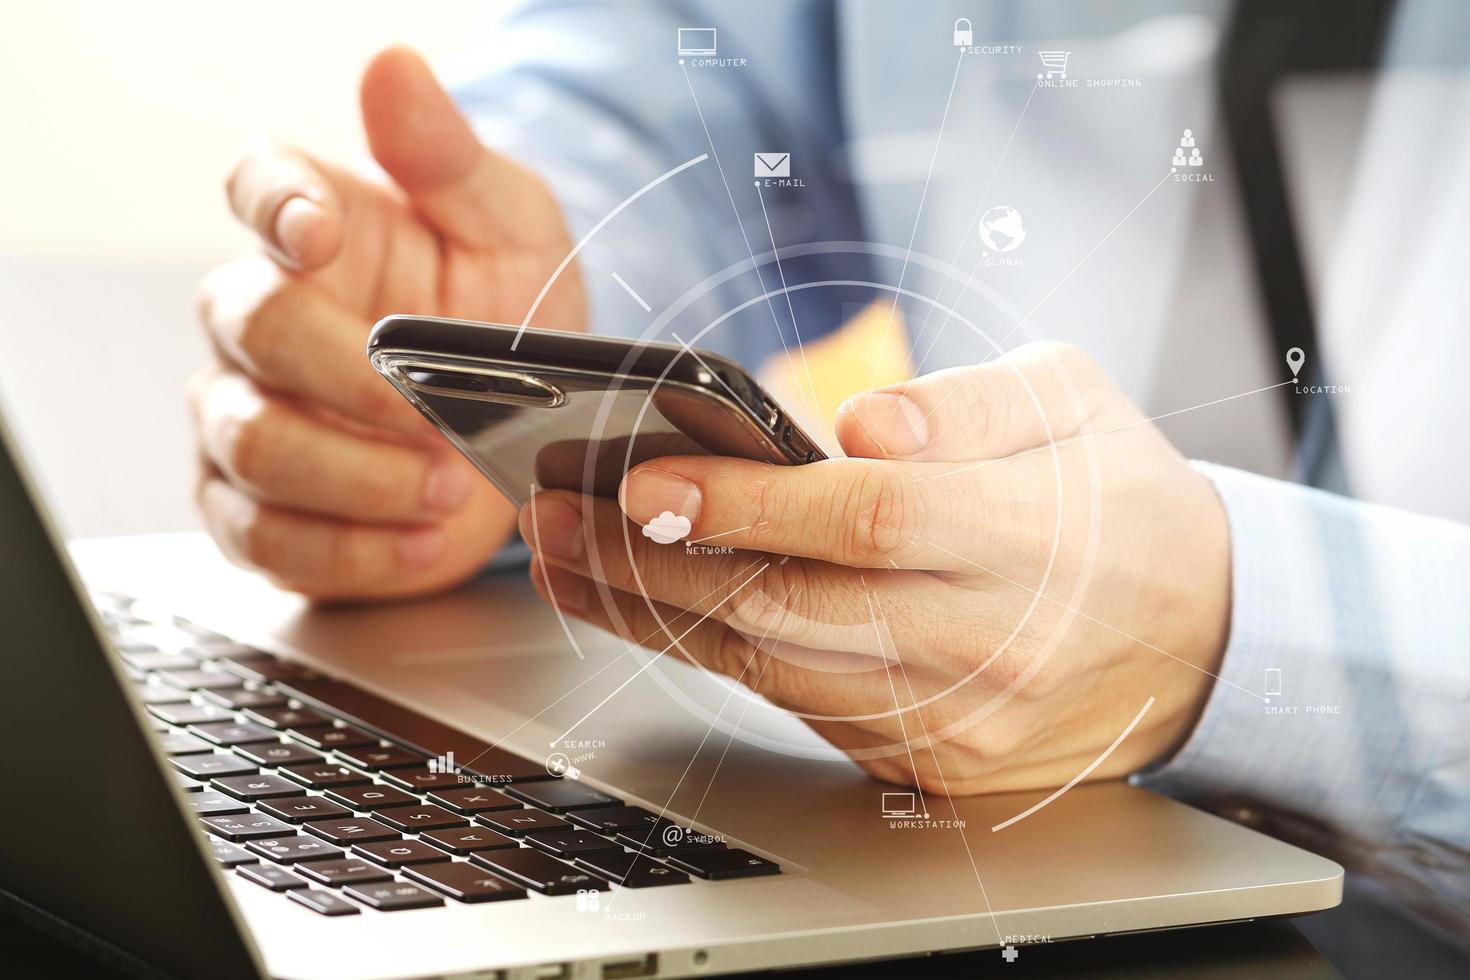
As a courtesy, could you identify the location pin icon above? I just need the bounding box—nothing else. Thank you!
[1286,347,1305,379]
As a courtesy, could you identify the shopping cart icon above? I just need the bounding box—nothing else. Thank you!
[1038,50,1070,80]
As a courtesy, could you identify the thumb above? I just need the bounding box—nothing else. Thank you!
[359,46,563,251]
[834,341,1101,463]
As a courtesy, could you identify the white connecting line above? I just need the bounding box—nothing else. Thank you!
[867,592,1006,950]
[909,80,1041,377]
[916,535,1268,705]
[922,378,1296,483]
[449,555,768,775]
[754,183,822,415]
[549,562,770,746]
[869,49,968,393]
[680,63,810,414]
[911,167,1176,433]
[599,594,796,914]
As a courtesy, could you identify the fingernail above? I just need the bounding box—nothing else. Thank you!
[398,527,446,568]
[540,563,588,614]
[422,459,474,513]
[273,195,324,262]
[619,468,702,527]
[527,496,585,562]
[849,393,929,456]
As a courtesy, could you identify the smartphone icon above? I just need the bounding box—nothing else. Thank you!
[1264,668,1282,697]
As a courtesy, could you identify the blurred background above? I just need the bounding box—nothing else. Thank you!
[0,0,510,536]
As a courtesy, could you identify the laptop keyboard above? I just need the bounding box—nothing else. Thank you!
[94,592,780,916]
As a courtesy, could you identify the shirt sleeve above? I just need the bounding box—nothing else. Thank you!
[1137,461,1470,943]
[448,0,869,366]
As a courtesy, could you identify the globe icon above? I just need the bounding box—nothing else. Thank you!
[978,206,1026,253]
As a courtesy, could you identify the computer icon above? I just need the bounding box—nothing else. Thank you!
[677,27,717,57]
[881,792,918,819]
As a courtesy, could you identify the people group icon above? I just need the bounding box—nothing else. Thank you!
[1172,128,1203,167]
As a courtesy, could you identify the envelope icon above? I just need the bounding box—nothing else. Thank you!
[754,152,790,178]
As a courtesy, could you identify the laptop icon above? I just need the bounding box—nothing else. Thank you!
[677,27,717,57]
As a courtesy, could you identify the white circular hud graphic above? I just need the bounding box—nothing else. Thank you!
[525,213,1106,763]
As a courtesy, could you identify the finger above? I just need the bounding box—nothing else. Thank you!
[197,470,449,598]
[225,142,345,270]
[616,455,1034,571]
[835,340,1110,462]
[359,47,568,252]
[528,560,906,723]
[521,491,940,655]
[197,253,431,436]
[191,370,475,524]
[199,464,512,601]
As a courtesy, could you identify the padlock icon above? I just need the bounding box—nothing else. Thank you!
[953,18,972,47]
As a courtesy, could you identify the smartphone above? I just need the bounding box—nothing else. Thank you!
[367,315,825,506]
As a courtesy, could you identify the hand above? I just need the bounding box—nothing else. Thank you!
[520,342,1231,794]
[191,47,584,601]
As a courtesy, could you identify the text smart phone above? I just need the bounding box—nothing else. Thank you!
[367,316,825,507]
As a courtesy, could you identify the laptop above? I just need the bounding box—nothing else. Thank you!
[0,406,1343,979]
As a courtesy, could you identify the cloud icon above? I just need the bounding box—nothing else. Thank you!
[642,510,692,545]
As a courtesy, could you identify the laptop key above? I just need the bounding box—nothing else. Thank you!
[244,705,331,731]
[219,656,317,685]
[405,862,528,903]
[279,763,370,790]
[344,882,444,911]
[302,817,399,846]
[135,684,194,706]
[209,839,258,867]
[157,667,242,692]
[566,805,662,834]
[158,731,215,755]
[147,703,232,727]
[274,676,551,783]
[288,888,360,916]
[189,721,280,747]
[477,809,572,838]
[174,773,205,792]
[470,848,608,896]
[381,768,467,793]
[200,812,296,842]
[616,826,725,858]
[375,804,467,833]
[258,796,353,824]
[182,791,249,816]
[666,848,781,880]
[324,785,417,812]
[122,651,199,672]
[212,773,307,802]
[351,839,451,868]
[505,781,622,813]
[334,745,425,772]
[419,826,517,855]
[172,753,257,781]
[427,786,520,814]
[525,829,622,859]
[574,851,691,889]
[234,741,323,768]
[237,864,309,891]
[246,835,341,864]
[295,858,391,888]
[199,687,288,711]
[290,725,378,751]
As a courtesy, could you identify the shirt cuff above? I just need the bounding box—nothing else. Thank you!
[1135,461,1378,829]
